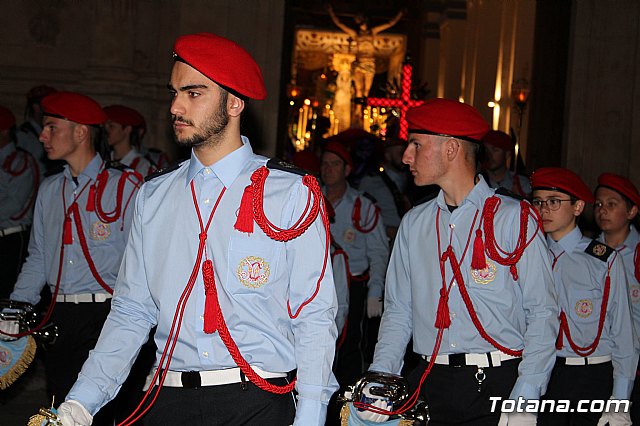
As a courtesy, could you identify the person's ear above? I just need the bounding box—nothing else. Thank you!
[444,138,461,161]
[573,200,586,217]
[227,94,245,118]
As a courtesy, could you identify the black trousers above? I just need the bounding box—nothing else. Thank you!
[0,228,30,298]
[407,357,520,425]
[538,360,613,426]
[141,378,296,425]
[45,301,114,425]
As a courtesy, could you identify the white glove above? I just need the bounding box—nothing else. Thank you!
[367,296,383,318]
[57,400,93,426]
[354,383,392,422]
[498,412,537,426]
[597,408,632,426]
[0,319,19,341]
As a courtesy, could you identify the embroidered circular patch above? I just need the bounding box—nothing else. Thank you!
[90,221,111,240]
[630,285,640,304]
[343,228,356,244]
[574,299,593,318]
[470,260,497,285]
[236,256,271,288]
[0,347,12,367]
[592,243,607,257]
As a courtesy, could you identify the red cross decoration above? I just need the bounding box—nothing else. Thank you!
[367,62,424,140]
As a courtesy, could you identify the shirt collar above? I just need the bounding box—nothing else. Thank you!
[436,174,494,211]
[63,153,103,182]
[186,135,253,188]
[548,225,583,254]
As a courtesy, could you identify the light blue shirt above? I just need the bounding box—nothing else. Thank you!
[359,168,407,229]
[550,226,637,399]
[486,170,532,198]
[11,154,139,304]
[599,226,640,349]
[67,138,339,425]
[0,144,36,229]
[325,185,389,298]
[113,147,154,177]
[15,118,46,180]
[370,177,559,401]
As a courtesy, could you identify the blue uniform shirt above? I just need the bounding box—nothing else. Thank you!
[370,177,559,400]
[113,147,154,177]
[552,227,637,399]
[11,154,139,304]
[0,144,37,229]
[485,170,532,198]
[326,185,389,298]
[67,138,339,425]
[599,226,640,349]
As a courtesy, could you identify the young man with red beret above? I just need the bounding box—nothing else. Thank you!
[481,130,531,198]
[59,33,338,426]
[0,92,142,424]
[593,172,640,424]
[0,106,39,298]
[104,104,154,177]
[321,140,389,391]
[531,167,636,426]
[350,99,557,425]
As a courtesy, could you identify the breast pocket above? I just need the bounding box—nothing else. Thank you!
[227,237,281,295]
[569,290,601,325]
[467,260,506,292]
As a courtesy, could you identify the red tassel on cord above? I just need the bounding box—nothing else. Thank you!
[471,229,487,270]
[63,216,73,245]
[86,184,96,211]
[556,313,565,350]
[434,288,451,329]
[234,184,254,234]
[202,259,219,334]
[353,197,362,225]
[634,244,639,283]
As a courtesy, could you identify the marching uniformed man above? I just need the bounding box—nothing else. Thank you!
[481,130,531,198]
[321,140,389,386]
[593,172,640,425]
[354,99,558,425]
[104,104,155,177]
[56,32,338,426]
[531,167,636,426]
[0,106,38,297]
[0,92,142,424]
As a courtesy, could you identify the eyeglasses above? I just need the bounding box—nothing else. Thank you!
[532,198,573,211]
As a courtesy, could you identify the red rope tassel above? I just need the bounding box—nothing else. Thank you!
[202,259,218,334]
[63,216,73,245]
[471,229,487,270]
[234,184,254,234]
[556,317,564,349]
[634,243,639,283]
[86,184,96,212]
[434,287,451,329]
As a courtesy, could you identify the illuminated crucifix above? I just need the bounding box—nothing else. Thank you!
[367,61,424,140]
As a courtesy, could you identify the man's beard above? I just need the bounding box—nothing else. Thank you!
[173,95,229,148]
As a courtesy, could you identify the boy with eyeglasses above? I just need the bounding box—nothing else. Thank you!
[593,172,640,424]
[531,167,636,426]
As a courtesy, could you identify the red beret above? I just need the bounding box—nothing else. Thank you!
[597,173,640,207]
[26,85,57,101]
[291,150,320,175]
[0,106,16,131]
[482,130,514,152]
[173,32,266,100]
[324,140,353,169]
[104,105,145,128]
[531,167,595,203]
[407,98,489,143]
[41,92,107,125]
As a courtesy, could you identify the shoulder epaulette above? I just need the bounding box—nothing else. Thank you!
[105,160,132,173]
[44,165,64,177]
[495,186,526,201]
[266,158,308,176]
[145,163,181,182]
[585,239,614,262]
[361,192,378,204]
